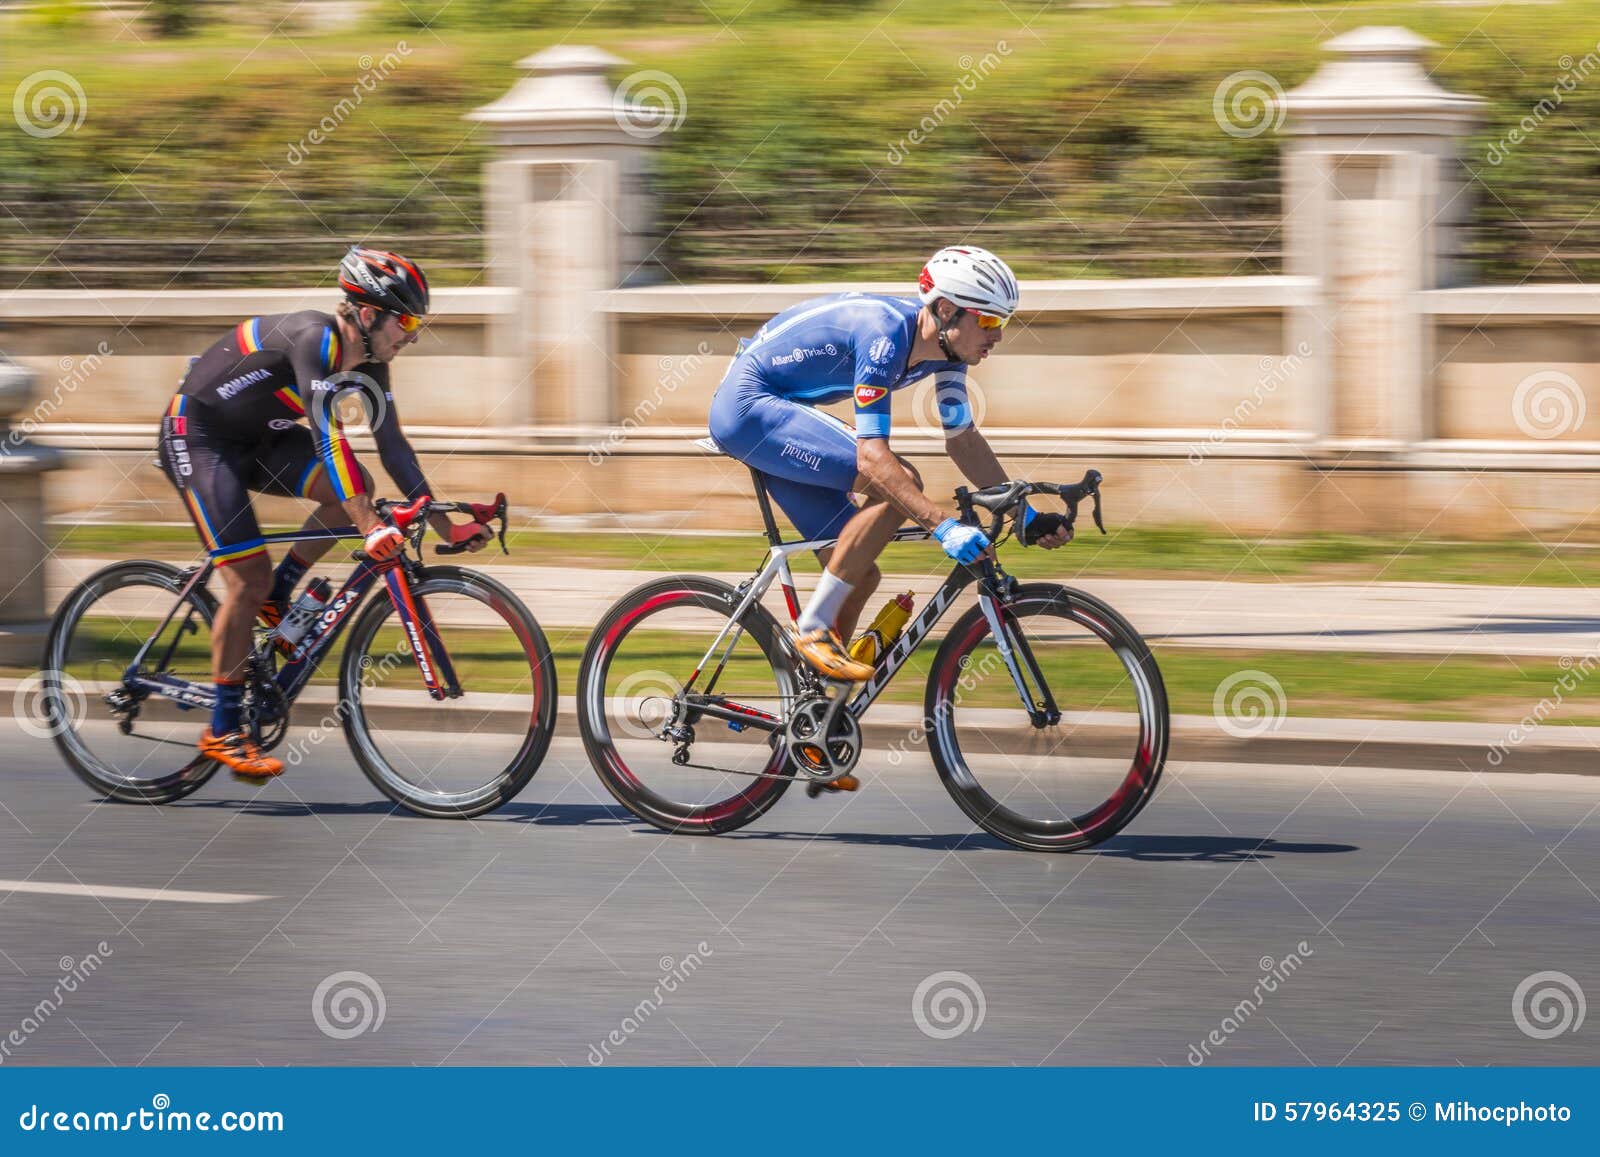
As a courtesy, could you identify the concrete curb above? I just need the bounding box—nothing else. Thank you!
[3,680,1590,776]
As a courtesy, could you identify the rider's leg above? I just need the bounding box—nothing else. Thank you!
[268,463,372,577]
[822,455,924,642]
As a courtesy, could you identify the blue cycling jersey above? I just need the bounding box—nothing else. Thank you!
[736,293,971,438]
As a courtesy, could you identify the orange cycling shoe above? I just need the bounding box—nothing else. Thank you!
[805,774,860,798]
[199,729,283,780]
[792,628,873,683]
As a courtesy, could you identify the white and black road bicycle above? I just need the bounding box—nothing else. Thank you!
[577,457,1168,852]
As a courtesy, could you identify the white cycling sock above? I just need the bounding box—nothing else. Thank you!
[796,567,854,635]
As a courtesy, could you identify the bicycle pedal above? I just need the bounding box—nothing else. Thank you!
[805,774,860,798]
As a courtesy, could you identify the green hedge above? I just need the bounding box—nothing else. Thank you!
[0,2,1594,286]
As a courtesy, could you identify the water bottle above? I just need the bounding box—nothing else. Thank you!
[848,591,915,666]
[272,578,333,653]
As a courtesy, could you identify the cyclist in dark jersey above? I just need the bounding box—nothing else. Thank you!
[709,246,1073,685]
[158,246,490,778]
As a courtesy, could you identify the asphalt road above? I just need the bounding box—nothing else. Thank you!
[0,718,1594,1068]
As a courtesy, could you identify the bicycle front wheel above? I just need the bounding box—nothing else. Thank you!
[925,582,1168,852]
[41,560,222,803]
[337,566,556,818]
[577,576,799,835]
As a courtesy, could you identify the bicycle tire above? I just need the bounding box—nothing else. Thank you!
[924,582,1168,851]
[42,559,223,804]
[577,575,799,835]
[338,565,557,818]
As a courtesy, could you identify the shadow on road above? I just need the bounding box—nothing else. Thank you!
[169,797,637,826]
[1090,835,1359,862]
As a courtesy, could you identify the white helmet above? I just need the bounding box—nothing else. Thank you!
[917,245,1019,318]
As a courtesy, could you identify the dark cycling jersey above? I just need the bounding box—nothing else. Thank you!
[175,310,428,502]
[160,310,430,565]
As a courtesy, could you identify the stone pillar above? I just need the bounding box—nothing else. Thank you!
[468,47,668,430]
[0,355,67,665]
[1279,27,1482,471]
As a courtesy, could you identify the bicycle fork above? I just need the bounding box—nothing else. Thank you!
[977,589,1061,729]
[380,564,461,701]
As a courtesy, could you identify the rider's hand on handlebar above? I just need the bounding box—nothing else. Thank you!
[934,518,993,565]
[363,525,405,561]
[448,521,493,554]
[1020,505,1073,549]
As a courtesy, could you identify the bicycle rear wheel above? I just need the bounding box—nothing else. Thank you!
[577,576,798,835]
[41,560,222,803]
[337,566,556,818]
[924,582,1168,851]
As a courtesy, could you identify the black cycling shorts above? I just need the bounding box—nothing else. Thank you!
[157,395,327,567]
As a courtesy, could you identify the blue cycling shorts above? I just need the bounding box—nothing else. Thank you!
[708,361,859,542]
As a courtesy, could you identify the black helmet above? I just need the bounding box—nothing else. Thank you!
[338,246,430,317]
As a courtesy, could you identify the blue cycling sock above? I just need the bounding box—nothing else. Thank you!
[269,549,310,606]
[212,680,244,737]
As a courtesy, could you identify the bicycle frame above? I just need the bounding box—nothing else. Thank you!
[676,468,1052,735]
[121,521,459,717]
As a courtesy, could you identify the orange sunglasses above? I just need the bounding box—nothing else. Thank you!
[388,311,424,334]
[974,311,1010,331]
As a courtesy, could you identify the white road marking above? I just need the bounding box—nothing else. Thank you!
[0,880,271,904]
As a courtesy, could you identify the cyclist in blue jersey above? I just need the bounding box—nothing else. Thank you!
[709,246,1072,683]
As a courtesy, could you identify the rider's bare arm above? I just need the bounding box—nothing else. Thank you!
[945,427,1072,548]
[944,426,1008,488]
[853,437,947,531]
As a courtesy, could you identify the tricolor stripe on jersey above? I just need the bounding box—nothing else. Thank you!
[236,318,263,356]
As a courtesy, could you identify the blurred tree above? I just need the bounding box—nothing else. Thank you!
[147,0,201,38]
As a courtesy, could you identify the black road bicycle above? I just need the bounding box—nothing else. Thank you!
[577,457,1169,851]
[40,494,557,818]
